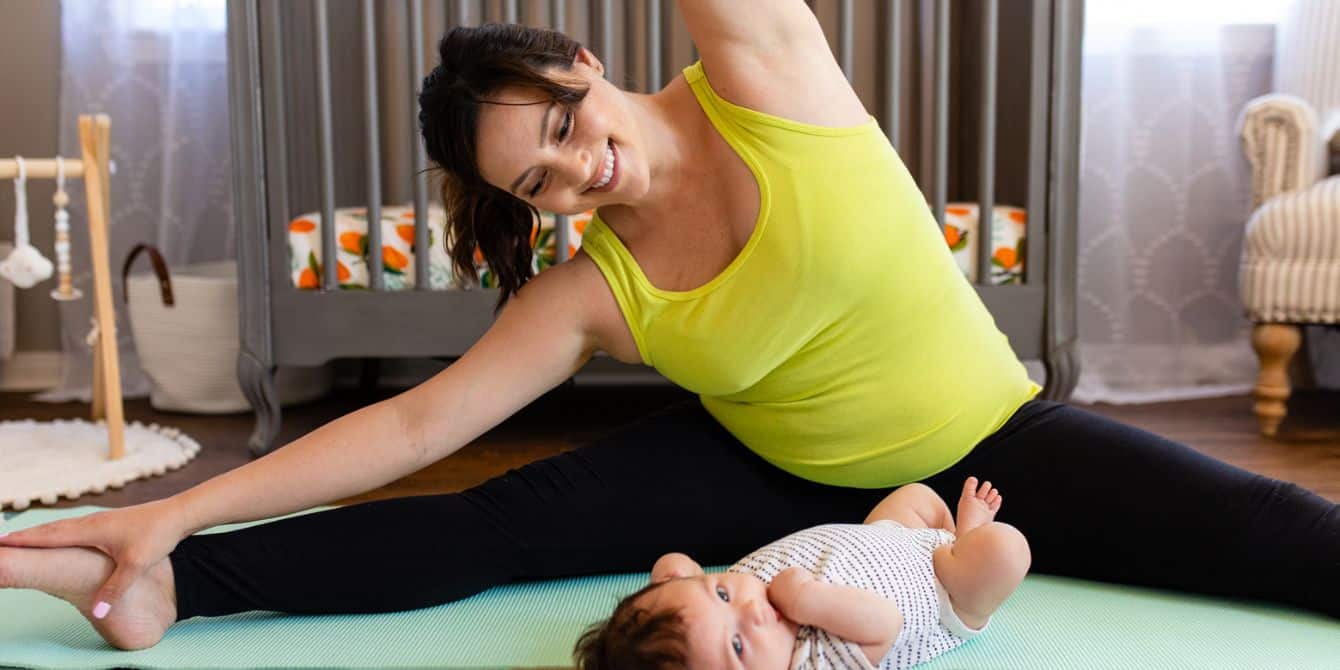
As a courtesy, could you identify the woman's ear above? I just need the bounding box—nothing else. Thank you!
[651,552,704,584]
[573,46,605,76]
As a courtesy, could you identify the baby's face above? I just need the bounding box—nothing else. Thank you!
[638,572,799,670]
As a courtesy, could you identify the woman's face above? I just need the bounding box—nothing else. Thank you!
[474,48,647,216]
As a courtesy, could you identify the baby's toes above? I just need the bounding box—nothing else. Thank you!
[976,480,994,501]
[988,494,1002,512]
[962,477,980,499]
[986,488,1000,505]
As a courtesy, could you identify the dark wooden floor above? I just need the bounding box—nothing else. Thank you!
[3,383,1338,511]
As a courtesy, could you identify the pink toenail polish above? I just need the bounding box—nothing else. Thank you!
[0,532,9,538]
[93,601,111,619]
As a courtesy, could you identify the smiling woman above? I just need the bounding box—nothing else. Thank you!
[4,2,1335,663]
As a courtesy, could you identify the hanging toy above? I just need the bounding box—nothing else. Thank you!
[50,156,82,301]
[0,156,55,289]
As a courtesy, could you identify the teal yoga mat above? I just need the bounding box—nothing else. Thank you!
[2,506,1338,669]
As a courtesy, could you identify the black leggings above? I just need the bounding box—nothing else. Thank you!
[171,399,1340,620]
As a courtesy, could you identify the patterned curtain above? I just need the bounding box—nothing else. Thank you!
[1073,0,1288,403]
[36,0,232,402]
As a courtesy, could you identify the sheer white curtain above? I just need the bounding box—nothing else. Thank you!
[1073,0,1287,403]
[37,0,232,402]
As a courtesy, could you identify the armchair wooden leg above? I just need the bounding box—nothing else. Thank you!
[1250,323,1301,437]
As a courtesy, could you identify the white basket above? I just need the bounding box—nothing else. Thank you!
[123,246,331,414]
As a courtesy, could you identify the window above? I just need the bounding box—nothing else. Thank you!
[124,0,226,33]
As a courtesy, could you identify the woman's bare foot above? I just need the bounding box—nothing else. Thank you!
[955,476,1002,534]
[0,545,176,650]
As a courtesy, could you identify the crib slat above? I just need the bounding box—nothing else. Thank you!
[932,0,949,230]
[598,0,613,81]
[261,0,292,303]
[504,0,518,24]
[455,0,469,26]
[1026,0,1052,286]
[976,0,998,286]
[553,212,569,263]
[647,0,662,90]
[838,0,853,82]
[408,0,430,290]
[314,0,338,290]
[624,0,636,89]
[883,0,901,150]
[550,0,565,32]
[362,0,385,292]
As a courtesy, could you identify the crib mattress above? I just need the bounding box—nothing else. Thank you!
[286,202,1025,292]
[2,505,1338,670]
[287,205,592,291]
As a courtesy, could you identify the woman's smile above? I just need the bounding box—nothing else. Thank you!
[585,139,620,194]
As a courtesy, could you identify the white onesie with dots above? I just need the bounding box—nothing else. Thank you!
[728,520,987,670]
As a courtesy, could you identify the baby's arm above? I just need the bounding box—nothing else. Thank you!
[769,567,904,666]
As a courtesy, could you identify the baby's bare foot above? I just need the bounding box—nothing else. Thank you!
[0,545,176,650]
[956,476,1002,534]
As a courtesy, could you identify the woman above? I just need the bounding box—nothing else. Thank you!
[1,1,1336,651]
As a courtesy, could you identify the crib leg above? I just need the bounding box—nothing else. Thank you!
[238,348,282,457]
[1042,340,1079,402]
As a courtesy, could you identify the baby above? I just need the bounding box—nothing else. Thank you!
[574,477,1030,669]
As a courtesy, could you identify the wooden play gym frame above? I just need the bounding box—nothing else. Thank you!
[0,114,124,460]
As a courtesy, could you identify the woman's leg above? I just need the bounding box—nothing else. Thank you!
[171,399,888,620]
[922,400,1340,617]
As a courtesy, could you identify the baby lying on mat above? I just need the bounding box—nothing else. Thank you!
[574,477,1030,669]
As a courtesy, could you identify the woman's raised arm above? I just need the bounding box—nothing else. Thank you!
[675,0,868,128]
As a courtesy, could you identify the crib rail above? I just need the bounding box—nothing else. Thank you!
[228,0,1081,453]
[284,0,1065,294]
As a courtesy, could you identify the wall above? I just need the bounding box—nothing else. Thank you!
[0,1,62,355]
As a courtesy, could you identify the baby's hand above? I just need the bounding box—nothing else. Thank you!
[768,567,815,621]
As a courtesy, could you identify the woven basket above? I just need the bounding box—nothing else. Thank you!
[122,245,331,414]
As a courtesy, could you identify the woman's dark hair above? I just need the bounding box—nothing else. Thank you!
[573,580,689,670]
[418,23,590,312]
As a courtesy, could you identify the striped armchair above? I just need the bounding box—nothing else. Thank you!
[1237,0,1340,436]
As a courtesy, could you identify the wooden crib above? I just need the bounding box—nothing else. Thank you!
[226,0,1083,455]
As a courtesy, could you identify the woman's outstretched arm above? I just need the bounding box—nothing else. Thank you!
[0,255,606,611]
[173,257,601,533]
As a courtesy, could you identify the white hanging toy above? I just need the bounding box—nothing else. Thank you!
[0,156,55,288]
[51,156,82,301]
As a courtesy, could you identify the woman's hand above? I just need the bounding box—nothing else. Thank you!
[0,498,189,617]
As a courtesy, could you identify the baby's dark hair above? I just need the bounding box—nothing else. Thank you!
[573,580,690,670]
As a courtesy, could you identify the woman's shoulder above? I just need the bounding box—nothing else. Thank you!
[674,1,868,128]
[536,249,646,365]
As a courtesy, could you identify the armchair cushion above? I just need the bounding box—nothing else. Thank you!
[1240,175,1340,323]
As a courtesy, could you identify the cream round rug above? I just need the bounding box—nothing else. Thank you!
[0,419,200,511]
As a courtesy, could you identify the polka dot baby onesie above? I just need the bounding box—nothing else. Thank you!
[728,521,986,669]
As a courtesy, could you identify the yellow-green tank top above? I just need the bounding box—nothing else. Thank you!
[579,61,1040,488]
